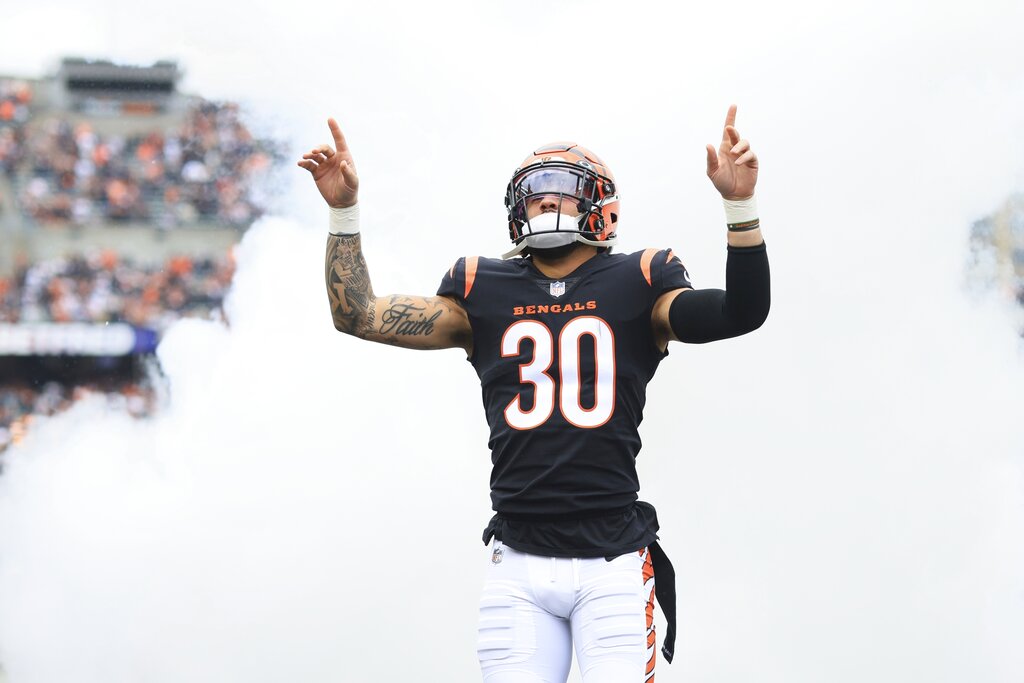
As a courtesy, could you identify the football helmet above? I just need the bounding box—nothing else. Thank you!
[502,142,620,259]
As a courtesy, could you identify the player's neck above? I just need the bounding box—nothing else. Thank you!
[530,245,599,279]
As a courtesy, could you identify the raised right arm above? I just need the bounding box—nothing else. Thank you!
[325,231,471,351]
[301,118,471,353]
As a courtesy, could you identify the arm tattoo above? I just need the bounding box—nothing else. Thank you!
[379,296,442,337]
[325,237,469,349]
[325,234,376,336]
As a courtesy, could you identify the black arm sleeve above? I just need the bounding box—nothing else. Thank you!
[668,242,770,344]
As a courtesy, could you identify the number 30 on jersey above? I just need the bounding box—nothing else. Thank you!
[501,316,616,430]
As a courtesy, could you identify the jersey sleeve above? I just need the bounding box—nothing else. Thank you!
[638,247,692,297]
[657,248,693,294]
[436,255,481,303]
[436,257,466,301]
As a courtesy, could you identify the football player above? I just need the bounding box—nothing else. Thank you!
[298,104,769,682]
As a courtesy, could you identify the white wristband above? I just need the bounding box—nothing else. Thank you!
[328,203,360,235]
[722,195,759,232]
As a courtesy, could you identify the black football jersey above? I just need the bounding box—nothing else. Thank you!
[437,248,692,530]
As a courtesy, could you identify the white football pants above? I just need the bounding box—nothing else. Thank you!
[477,541,657,683]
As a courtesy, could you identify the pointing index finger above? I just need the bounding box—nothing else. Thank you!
[721,104,738,142]
[327,118,349,153]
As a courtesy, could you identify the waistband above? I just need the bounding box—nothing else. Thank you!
[494,505,634,522]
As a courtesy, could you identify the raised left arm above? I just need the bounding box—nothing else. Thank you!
[651,104,770,350]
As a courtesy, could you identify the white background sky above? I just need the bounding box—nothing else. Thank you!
[1,1,1023,681]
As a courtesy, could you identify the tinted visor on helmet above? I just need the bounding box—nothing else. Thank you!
[518,168,585,197]
[509,167,600,228]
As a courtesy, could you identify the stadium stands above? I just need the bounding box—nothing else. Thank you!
[6,92,280,229]
[2,251,233,328]
[0,60,281,458]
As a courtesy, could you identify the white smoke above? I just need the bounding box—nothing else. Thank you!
[1,0,1023,681]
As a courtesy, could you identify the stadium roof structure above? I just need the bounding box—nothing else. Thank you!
[55,57,184,115]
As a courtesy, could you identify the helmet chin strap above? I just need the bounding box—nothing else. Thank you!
[528,241,586,260]
[524,230,577,250]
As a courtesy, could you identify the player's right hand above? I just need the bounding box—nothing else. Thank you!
[297,118,359,208]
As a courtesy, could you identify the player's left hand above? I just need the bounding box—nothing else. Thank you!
[706,104,758,200]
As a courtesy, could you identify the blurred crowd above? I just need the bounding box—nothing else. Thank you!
[0,250,233,330]
[0,249,231,458]
[0,79,31,124]
[0,75,276,462]
[0,78,32,216]
[0,381,154,457]
[0,79,281,228]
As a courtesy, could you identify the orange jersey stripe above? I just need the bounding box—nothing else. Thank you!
[640,248,657,286]
[464,256,479,298]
